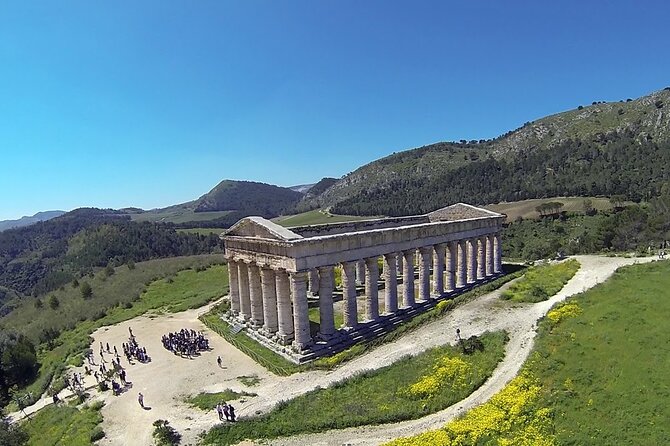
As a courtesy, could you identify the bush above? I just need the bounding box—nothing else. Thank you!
[80,282,93,299]
[152,419,181,446]
[48,295,59,309]
[90,427,105,441]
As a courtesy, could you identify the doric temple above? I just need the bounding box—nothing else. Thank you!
[221,203,504,362]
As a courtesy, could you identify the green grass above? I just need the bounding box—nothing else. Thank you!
[485,196,618,221]
[8,261,228,409]
[202,331,508,445]
[518,260,670,444]
[22,402,104,446]
[177,227,228,236]
[185,389,257,411]
[237,375,261,387]
[501,259,580,302]
[130,208,234,224]
[274,209,378,227]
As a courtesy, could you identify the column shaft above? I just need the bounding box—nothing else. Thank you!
[275,270,294,342]
[365,257,380,320]
[446,241,457,291]
[260,268,278,333]
[432,244,446,296]
[456,240,467,288]
[402,250,416,307]
[318,266,336,337]
[494,233,503,273]
[383,253,398,314]
[418,247,431,300]
[477,237,486,279]
[238,262,251,320]
[290,272,312,350]
[486,234,494,276]
[248,264,264,326]
[396,253,404,278]
[341,262,358,328]
[467,239,478,284]
[356,260,366,285]
[227,260,240,314]
[308,269,319,295]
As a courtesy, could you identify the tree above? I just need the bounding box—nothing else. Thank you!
[80,282,93,299]
[127,260,136,270]
[0,332,39,407]
[48,295,59,309]
[71,278,79,288]
[104,265,115,277]
[0,418,28,446]
[582,199,595,216]
[610,195,627,211]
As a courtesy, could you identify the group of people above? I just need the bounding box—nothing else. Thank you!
[123,332,150,363]
[161,328,210,358]
[215,401,236,422]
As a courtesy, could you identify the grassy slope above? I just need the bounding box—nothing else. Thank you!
[484,197,615,221]
[23,402,104,446]
[500,259,580,303]
[273,209,378,227]
[177,227,228,236]
[129,209,233,224]
[1,255,224,342]
[202,331,507,446]
[185,390,256,411]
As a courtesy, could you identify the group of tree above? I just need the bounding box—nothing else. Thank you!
[0,331,38,408]
[331,132,670,217]
[0,208,222,298]
[535,202,565,218]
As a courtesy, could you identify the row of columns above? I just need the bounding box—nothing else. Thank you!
[227,233,502,352]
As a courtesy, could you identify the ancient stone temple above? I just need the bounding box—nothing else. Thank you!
[221,203,504,362]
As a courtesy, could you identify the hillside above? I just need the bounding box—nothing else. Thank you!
[129,179,304,226]
[0,210,65,232]
[300,88,670,216]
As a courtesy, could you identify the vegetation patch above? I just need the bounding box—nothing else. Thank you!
[236,375,261,387]
[388,260,670,445]
[201,331,507,445]
[152,419,181,446]
[22,401,104,446]
[185,389,257,411]
[501,259,579,302]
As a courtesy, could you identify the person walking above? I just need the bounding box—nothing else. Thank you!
[216,403,224,421]
[138,392,145,408]
[217,355,222,368]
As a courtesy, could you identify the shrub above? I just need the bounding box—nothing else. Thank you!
[90,427,105,441]
[152,419,181,446]
[80,282,93,299]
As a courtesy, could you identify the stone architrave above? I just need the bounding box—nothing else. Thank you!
[445,241,457,291]
[238,262,251,320]
[275,270,294,343]
[365,257,380,320]
[248,264,264,326]
[356,260,366,285]
[494,233,503,273]
[477,237,486,280]
[402,250,416,307]
[433,244,446,296]
[341,261,358,328]
[467,238,478,284]
[318,266,336,338]
[260,267,278,334]
[308,269,319,295]
[383,253,398,314]
[456,240,467,288]
[486,234,494,276]
[227,259,240,314]
[418,247,432,301]
[290,272,312,350]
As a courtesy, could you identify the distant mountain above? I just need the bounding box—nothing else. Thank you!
[290,183,316,193]
[298,88,670,216]
[0,210,65,232]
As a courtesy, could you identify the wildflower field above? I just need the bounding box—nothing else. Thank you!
[388,260,670,445]
[501,258,579,302]
[201,331,508,445]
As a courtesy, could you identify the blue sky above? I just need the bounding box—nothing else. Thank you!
[1,1,668,220]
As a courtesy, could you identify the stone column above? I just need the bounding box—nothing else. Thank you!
[432,244,446,296]
[318,266,336,338]
[260,267,278,334]
[341,261,358,328]
[365,257,380,320]
[477,237,486,280]
[248,264,264,326]
[396,253,404,278]
[238,262,251,320]
[402,250,416,307]
[308,269,319,295]
[227,259,240,315]
[418,247,431,301]
[486,234,494,276]
[456,240,467,288]
[356,260,366,285]
[290,271,312,350]
[494,233,503,273]
[467,239,478,284]
[446,241,457,291]
[383,253,398,314]
[275,270,294,343]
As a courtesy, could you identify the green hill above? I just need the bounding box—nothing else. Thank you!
[299,88,670,216]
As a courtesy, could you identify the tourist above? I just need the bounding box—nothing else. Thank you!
[216,402,224,421]
[217,355,222,368]
[138,392,144,408]
[161,328,209,357]
[227,404,236,422]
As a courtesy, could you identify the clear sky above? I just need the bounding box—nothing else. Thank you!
[1,1,668,220]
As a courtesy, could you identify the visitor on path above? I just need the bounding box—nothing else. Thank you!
[222,402,230,421]
[228,404,236,422]
[217,355,222,368]
[216,403,224,421]
[129,326,134,338]
[138,392,144,408]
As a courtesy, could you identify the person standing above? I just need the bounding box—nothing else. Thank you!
[216,403,223,421]
[217,355,222,368]
[138,392,144,408]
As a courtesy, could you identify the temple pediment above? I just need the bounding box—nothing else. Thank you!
[224,216,303,241]
[428,203,503,222]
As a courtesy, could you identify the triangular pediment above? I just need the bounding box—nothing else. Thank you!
[223,217,303,241]
[428,203,503,222]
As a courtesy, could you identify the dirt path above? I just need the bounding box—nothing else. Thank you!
[11,255,654,445]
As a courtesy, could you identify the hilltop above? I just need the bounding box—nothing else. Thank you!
[0,210,65,232]
[299,88,670,216]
